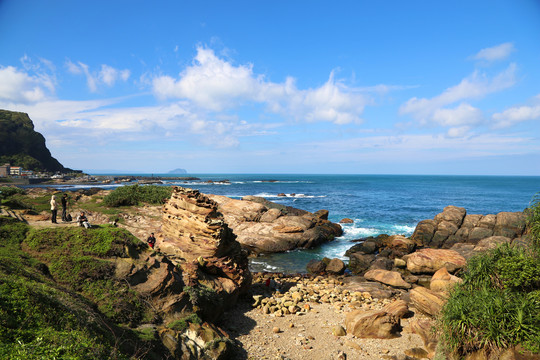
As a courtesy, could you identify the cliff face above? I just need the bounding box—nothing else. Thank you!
[0,109,69,172]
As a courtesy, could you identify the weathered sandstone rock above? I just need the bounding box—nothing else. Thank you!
[160,187,251,309]
[364,269,411,289]
[410,319,438,357]
[326,258,346,275]
[341,277,398,299]
[348,253,376,274]
[383,299,410,319]
[430,267,462,294]
[207,194,342,254]
[345,309,401,339]
[406,248,466,274]
[409,286,447,316]
[473,236,511,252]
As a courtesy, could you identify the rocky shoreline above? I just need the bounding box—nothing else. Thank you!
[3,185,537,359]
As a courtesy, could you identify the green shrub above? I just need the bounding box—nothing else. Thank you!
[103,184,172,207]
[438,244,540,356]
[0,186,25,199]
[527,193,540,248]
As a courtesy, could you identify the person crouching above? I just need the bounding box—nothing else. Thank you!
[77,211,91,228]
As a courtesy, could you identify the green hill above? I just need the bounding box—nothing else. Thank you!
[0,110,70,172]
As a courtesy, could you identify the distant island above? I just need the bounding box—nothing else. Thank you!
[168,168,187,174]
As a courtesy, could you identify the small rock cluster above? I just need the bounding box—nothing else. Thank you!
[250,273,393,317]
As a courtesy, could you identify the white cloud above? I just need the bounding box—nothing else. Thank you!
[0,65,54,103]
[473,42,515,62]
[66,60,130,92]
[492,94,540,128]
[400,64,516,133]
[152,47,368,124]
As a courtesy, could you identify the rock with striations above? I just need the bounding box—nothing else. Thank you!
[409,286,447,317]
[345,309,401,339]
[364,269,412,289]
[160,187,251,309]
[406,248,466,274]
[430,267,462,294]
[207,194,342,254]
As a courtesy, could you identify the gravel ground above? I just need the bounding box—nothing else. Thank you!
[219,292,427,360]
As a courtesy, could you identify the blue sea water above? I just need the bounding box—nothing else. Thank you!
[45,174,540,273]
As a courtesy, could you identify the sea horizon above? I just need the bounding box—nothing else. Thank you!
[36,173,540,273]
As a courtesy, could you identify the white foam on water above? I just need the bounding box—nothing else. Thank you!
[342,226,381,239]
[252,193,326,199]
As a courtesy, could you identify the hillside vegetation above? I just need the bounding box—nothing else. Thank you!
[0,217,166,359]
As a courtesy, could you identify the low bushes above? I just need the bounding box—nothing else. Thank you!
[103,184,172,207]
[438,197,540,357]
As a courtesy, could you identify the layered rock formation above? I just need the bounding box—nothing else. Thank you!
[160,187,252,310]
[207,194,343,254]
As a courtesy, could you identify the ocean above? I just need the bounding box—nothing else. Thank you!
[43,174,540,273]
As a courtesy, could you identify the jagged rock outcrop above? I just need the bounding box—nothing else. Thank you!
[411,206,526,248]
[160,187,251,310]
[206,194,343,254]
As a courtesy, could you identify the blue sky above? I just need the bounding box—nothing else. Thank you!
[1,1,539,175]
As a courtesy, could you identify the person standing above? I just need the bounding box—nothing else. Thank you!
[61,193,69,222]
[50,195,58,224]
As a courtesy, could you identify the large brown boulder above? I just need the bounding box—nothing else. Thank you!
[207,194,342,254]
[326,258,346,275]
[434,206,466,226]
[430,267,462,294]
[347,253,376,274]
[493,212,526,238]
[472,236,511,252]
[411,219,436,246]
[364,269,411,289]
[345,309,401,339]
[409,286,447,317]
[406,248,466,274]
[341,277,398,299]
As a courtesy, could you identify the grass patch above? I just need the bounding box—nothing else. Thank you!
[0,217,134,359]
[22,227,153,327]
